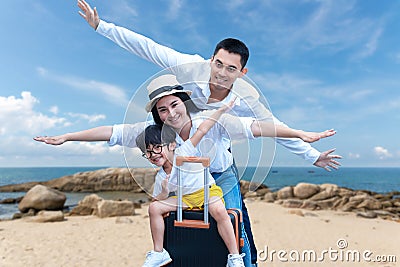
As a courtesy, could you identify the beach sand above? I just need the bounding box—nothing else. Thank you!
[0,200,398,267]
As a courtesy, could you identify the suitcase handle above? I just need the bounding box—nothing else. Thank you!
[176,156,210,167]
[175,156,210,228]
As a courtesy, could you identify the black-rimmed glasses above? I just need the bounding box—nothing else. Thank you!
[142,144,168,159]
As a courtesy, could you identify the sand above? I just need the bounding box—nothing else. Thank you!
[0,200,398,267]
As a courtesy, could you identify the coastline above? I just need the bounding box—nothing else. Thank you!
[0,201,398,267]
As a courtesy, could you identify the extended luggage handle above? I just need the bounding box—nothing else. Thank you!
[174,156,210,229]
[175,156,210,167]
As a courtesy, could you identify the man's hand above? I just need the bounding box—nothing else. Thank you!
[313,148,342,171]
[299,129,336,143]
[77,0,100,30]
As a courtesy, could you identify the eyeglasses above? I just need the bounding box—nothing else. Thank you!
[142,144,168,159]
[212,60,239,74]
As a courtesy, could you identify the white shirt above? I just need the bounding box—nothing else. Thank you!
[98,20,321,164]
[152,139,215,197]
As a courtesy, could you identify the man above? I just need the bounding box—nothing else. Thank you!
[77,1,342,265]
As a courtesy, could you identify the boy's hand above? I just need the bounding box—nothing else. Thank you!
[217,98,236,113]
[299,129,336,143]
[161,175,170,195]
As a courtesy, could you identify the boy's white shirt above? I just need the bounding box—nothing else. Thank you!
[152,139,215,197]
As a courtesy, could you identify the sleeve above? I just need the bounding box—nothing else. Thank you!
[174,139,198,157]
[217,114,256,140]
[235,81,321,164]
[96,20,204,72]
[152,172,164,197]
[108,122,149,148]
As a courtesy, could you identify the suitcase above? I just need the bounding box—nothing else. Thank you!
[163,156,243,266]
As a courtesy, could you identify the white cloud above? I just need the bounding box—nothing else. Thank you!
[49,106,59,115]
[0,91,66,135]
[37,67,129,107]
[351,28,383,60]
[348,152,360,159]
[66,112,106,123]
[373,146,392,159]
[167,0,184,19]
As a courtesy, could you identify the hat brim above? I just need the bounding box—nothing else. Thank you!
[145,89,192,112]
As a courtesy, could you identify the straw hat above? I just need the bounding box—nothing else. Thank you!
[145,74,191,112]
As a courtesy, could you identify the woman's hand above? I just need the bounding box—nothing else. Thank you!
[33,135,67,145]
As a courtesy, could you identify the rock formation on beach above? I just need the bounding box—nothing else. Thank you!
[0,167,158,193]
[242,181,400,221]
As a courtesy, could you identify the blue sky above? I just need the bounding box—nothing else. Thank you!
[1,0,399,168]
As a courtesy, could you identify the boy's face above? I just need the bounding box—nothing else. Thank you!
[209,48,247,91]
[145,143,175,167]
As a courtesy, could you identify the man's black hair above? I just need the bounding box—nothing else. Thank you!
[135,124,176,153]
[213,38,249,69]
[151,92,202,125]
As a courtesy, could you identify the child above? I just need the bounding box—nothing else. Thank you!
[135,102,246,267]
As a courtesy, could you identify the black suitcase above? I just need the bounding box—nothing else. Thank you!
[163,156,243,266]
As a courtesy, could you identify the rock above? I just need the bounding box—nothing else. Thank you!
[357,199,382,210]
[244,191,258,198]
[70,194,103,216]
[262,192,276,203]
[18,185,66,213]
[0,168,158,193]
[300,200,318,210]
[256,188,271,197]
[282,199,303,208]
[0,197,23,204]
[115,217,133,224]
[293,183,320,199]
[356,211,377,219]
[97,200,135,218]
[288,209,304,216]
[315,196,341,210]
[277,186,293,200]
[27,210,64,223]
[309,189,338,201]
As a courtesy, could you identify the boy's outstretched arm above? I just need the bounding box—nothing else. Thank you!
[251,122,336,143]
[34,126,113,145]
[78,0,100,30]
[190,100,235,147]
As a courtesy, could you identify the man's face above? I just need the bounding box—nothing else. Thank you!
[210,49,247,91]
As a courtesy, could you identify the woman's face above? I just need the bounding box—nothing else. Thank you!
[155,95,190,131]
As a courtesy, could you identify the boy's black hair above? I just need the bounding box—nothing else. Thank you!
[213,38,249,69]
[151,92,202,125]
[136,124,176,153]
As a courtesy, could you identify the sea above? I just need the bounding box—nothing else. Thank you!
[0,166,399,220]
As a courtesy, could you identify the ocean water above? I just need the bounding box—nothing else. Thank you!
[0,167,399,219]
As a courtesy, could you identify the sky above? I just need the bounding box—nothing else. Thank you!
[1,0,399,168]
